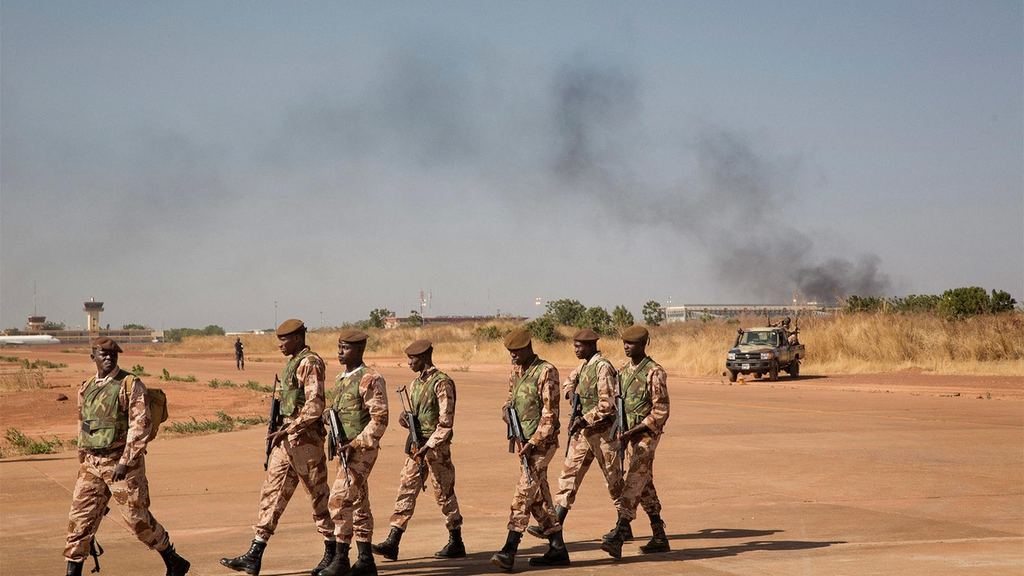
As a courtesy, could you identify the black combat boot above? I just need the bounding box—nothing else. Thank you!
[528,504,568,539]
[159,544,191,576]
[220,539,266,575]
[434,527,466,559]
[528,529,570,567]
[318,542,351,576]
[311,540,336,576]
[489,530,522,571]
[350,542,377,576]
[602,518,633,542]
[66,561,84,576]
[370,527,402,561]
[639,518,670,554]
[600,517,631,558]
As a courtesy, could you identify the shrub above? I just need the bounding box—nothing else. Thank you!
[524,316,560,343]
[642,301,664,326]
[580,306,613,335]
[612,305,634,329]
[938,287,990,320]
[4,428,63,455]
[546,299,586,327]
[473,325,504,342]
[131,364,149,376]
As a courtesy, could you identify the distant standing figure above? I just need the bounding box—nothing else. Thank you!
[235,337,245,370]
[64,336,190,576]
[372,339,465,562]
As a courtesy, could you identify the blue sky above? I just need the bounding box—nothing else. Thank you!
[2,1,1021,331]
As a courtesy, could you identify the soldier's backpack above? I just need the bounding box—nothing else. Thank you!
[121,374,169,439]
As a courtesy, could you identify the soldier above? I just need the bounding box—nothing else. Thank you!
[372,339,465,561]
[317,329,389,576]
[221,319,334,576]
[601,325,672,557]
[63,336,190,576]
[235,337,245,370]
[527,329,624,544]
[490,328,570,571]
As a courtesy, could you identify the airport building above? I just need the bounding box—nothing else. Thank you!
[9,299,158,345]
[663,303,837,323]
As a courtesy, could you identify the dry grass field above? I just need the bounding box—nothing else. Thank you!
[153,312,1024,377]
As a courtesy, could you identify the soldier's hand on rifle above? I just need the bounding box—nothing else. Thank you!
[111,463,129,483]
[267,429,288,446]
[78,449,86,464]
[501,404,510,424]
[339,441,356,460]
[518,441,535,460]
[568,416,585,436]
[413,443,430,461]
[620,423,648,444]
[398,412,410,429]
[564,388,574,400]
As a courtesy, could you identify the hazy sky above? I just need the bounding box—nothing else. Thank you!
[2,1,1022,332]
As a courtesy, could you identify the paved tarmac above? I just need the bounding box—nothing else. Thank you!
[2,368,1021,575]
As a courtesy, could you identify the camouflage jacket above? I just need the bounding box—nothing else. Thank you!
[332,364,389,450]
[618,357,670,434]
[281,347,327,443]
[562,353,617,428]
[77,366,150,467]
[507,357,560,449]
[410,366,456,449]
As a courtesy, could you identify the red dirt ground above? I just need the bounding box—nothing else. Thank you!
[1,346,1021,575]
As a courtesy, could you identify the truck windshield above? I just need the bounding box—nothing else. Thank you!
[741,331,777,346]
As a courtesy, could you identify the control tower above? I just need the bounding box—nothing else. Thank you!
[84,298,104,332]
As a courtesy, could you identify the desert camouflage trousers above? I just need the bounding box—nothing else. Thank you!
[65,452,169,562]
[507,443,561,535]
[328,447,379,544]
[387,442,463,531]
[619,433,663,521]
[254,435,333,541]
[554,422,623,513]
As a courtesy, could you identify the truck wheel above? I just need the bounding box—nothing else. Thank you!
[789,360,800,378]
[753,372,762,379]
[728,370,738,382]
[769,361,779,381]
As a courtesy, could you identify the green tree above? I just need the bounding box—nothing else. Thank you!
[889,294,940,313]
[612,305,634,329]
[990,289,1017,313]
[545,299,586,327]
[363,308,393,329]
[938,287,989,320]
[41,321,66,330]
[844,295,886,313]
[642,301,664,327]
[524,316,559,343]
[407,310,424,327]
[122,323,152,330]
[579,306,613,334]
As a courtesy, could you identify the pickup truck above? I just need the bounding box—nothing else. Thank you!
[725,327,804,382]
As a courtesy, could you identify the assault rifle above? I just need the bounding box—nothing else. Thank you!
[608,372,627,480]
[397,386,427,491]
[565,390,583,457]
[504,405,533,484]
[325,408,351,486]
[89,507,110,572]
[264,375,281,471]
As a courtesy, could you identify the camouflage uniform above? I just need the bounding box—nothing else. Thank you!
[617,357,670,521]
[254,347,333,541]
[387,367,463,531]
[505,358,562,535]
[555,353,623,512]
[328,364,389,544]
[65,367,170,562]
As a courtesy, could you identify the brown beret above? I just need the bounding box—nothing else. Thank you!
[621,325,649,343]
[91,336,123,353]
[277,319,305,336]
[572,328,600,342]
[404,339,432,355]
[338,329,369,343]
[504,328,532,350]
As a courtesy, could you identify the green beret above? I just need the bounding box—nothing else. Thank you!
[572,329,600,342]
[404,339,432,355]
[277,319,305,336]
[338,329,369,343]
[621,325,649,343]
[504,328,532,350]
[91,336,123,353]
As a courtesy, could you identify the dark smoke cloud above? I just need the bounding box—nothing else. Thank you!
[548,60,891,304]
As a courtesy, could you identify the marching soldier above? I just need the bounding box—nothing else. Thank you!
[372,339,465,561]
[64,336,190,576]
[317,329,389,576]
[527,329,624,542]
[601,325,671,557]
[221,319,334,576]
[491,328,570,571]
